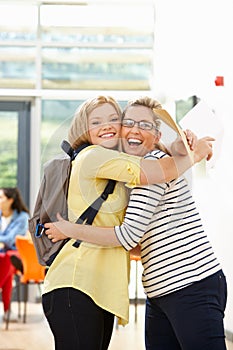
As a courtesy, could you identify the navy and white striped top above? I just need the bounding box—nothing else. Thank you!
[115,149,221,298]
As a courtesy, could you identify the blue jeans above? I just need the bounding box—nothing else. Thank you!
[42,287,114,350]
[145,270,227,350]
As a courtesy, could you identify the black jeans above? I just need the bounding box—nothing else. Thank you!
[42,287,114,350]
[145,270,227,350]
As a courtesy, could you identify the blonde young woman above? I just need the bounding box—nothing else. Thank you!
[42,96,213,350]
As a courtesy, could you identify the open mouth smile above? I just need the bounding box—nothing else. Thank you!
[100,132,116,138]
[127,138,142,146]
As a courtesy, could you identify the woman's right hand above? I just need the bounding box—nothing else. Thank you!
[44,213,71,242]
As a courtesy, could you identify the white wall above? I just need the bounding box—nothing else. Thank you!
[154,0,233,335]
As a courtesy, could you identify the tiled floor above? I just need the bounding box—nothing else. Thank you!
[0,302,233,350]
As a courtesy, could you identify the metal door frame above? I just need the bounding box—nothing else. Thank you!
[0,101,31,207]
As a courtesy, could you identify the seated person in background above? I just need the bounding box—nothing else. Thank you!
[0,187,30,321]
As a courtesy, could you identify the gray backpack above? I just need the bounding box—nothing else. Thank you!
[28,141,116,266]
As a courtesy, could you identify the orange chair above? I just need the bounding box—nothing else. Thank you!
[14,235,46,323]
[130,248,141,323]
[115,249,141,329]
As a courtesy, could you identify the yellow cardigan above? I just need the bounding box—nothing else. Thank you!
[43,145,141,325]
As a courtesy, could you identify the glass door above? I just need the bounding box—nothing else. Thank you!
[0,101,31,207]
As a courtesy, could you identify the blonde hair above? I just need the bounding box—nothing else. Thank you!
[68,96,122,149]
[122,96,170,155]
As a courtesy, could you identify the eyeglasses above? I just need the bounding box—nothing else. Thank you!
[122,119,157,131]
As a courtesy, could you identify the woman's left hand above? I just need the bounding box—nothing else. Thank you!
[171,129,197,156]
[184,129,197,151]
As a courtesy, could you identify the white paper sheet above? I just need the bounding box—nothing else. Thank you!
[179,100,224,168]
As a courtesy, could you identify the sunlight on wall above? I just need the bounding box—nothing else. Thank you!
[154,0,233,99]
[154,0,233,335]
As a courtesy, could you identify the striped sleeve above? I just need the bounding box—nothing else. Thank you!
[115,150,168,250]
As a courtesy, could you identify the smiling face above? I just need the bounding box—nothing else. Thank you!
[88,103,121,149]
[121,105,161,156]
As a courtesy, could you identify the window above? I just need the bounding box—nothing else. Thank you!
[0,0,156,194]
[0,111,18,187]
[0,1,155,91]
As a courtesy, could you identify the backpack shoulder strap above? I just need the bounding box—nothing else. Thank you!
[76,179,116,225]
[72,179,116,248]
[61,140,90,161]
[61,140,75,158]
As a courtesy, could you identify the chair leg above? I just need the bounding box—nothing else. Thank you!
[115,316,119,329]
[5,273,21,330]
[37,283,42,296]
[23,283,28,323]
[15,274,21,319]
[134,260,138,323]
[5,309,10,330]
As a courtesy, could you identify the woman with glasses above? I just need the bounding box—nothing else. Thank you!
[45,97,225,350]
[42,95,213,350]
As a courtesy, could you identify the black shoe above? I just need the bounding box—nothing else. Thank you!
[10,255,24,274]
